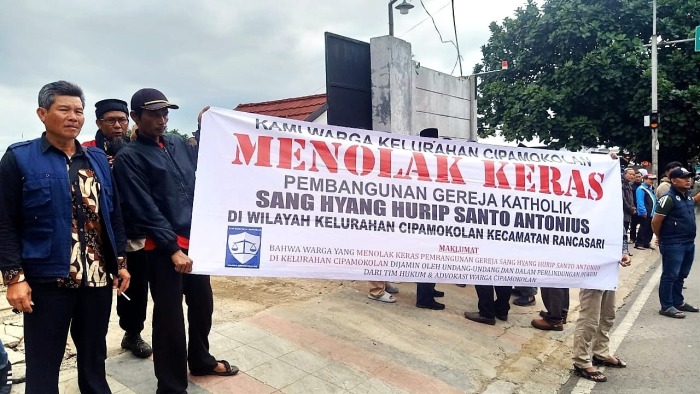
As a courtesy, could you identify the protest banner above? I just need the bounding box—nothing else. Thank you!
[189,108,623,290]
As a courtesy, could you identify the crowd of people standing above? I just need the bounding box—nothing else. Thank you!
[0,80,698,392]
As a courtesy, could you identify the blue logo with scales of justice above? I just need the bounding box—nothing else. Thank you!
[225,226,262,268]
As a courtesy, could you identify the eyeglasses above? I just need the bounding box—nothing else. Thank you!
[100,117,129,125]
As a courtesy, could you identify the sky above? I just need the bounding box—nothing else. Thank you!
[0,0,533,151]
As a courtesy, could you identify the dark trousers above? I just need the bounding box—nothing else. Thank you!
[147,248,217,394]
[117,249,149,334]
[540,287,569,323]
[513,286,537,297]
[24,283,112,394]
[636,216,653,247]
[416,282,436,305]
[659,242,695,310]
[630,215,643,243]
[475,285,512,318]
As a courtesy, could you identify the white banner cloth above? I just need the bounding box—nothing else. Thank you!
[189,108,623,290]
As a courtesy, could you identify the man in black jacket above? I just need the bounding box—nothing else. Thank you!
[622,168,637,246]
[113,88,237,394]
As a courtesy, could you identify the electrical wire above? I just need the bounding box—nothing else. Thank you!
[398,1,451,36]
[418,0,458,51]
[418,0,462,76]
[451,0,463,76]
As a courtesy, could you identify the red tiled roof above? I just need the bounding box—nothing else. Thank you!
[235,93,327,121]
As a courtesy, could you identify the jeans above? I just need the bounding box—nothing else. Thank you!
[659,242,695,310]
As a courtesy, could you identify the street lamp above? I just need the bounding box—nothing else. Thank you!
[388,0,414,36]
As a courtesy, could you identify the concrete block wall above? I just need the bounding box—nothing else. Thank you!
[370,35,472,139]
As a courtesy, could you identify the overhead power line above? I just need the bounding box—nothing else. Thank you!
[417,0,463,76]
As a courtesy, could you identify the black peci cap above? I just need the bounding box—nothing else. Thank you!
[95,98,128,119]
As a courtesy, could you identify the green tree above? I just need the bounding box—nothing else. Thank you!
[166,128,190,141]
[476,0,700,163]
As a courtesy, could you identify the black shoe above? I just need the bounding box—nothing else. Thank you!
[121,333,153,358]
[513,295,536,306]
[464,311,496,325]
[496,315,508,321]
[416,301,445,310]
[433,290,445,298]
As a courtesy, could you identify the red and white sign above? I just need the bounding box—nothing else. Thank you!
[189,108,623,290]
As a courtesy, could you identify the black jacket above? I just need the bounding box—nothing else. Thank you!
[621,176,636,221]
[112,134,196,255]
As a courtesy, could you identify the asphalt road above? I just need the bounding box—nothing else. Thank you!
[561,212,700,394]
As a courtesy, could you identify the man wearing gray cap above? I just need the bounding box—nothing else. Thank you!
[652,167,698,318]
[113,88,237,393]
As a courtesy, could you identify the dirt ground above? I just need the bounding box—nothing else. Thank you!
[209,276,352,324]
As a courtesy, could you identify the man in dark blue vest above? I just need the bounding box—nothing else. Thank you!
[652,167,698,318]
[0,81,130,393]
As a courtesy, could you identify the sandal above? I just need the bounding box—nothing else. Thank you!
[368,293,396,303]
[191,360,239,376]
[676,303,699,312]
[592,356,627,368]
[573,365,607,382]
[659,306,686,318]
[385,283,399,294]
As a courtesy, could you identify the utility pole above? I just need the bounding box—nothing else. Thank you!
[651,0,658,177]
[466,67,508,142]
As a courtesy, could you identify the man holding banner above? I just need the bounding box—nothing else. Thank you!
[113,89,237,393]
